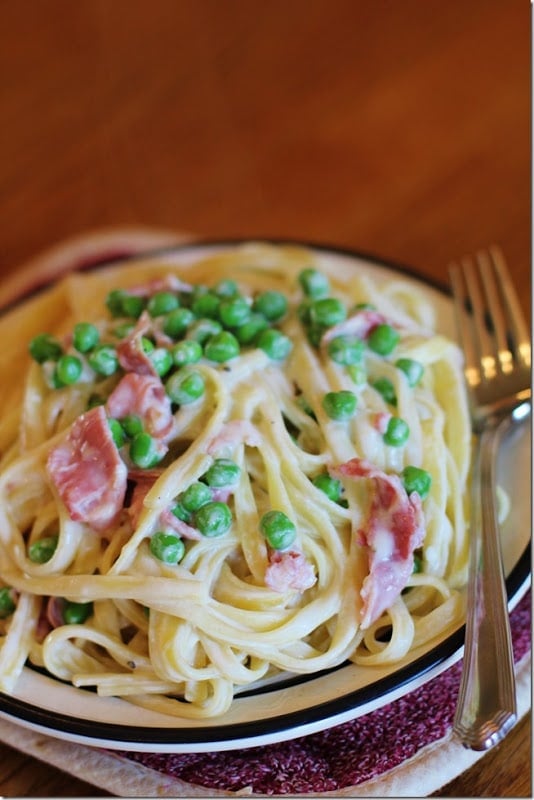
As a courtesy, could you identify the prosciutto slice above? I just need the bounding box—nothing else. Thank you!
[116,311,157,376]
[159,508,203,541]
[333,457,425,628]
[46,406,127,532]
[106,372,174,440]
[264,550,316,593]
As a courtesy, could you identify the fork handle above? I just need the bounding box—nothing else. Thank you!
[453,416,517,751]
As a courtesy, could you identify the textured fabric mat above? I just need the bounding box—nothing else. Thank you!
[0,229,531,797]
[1,591,530,797]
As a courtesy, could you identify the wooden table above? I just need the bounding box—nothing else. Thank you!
[0,1,530,796]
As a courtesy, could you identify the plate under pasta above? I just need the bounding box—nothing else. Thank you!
[0,241,529,749]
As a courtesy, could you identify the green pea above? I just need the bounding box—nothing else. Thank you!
[204,331,240,362]
[203,458,240,488]
[186,284,209,307]
[327,335,364,365]
[309,297,347,328]
[63,600,93,624]
[402,465,432,499]
[29,333,63,363]
[129,432,163,469]
[346,364,367,385]
[149,347,173,377]
[383,416,410,446]
[147,291,179,317]
[191,292,220,319]
[253,290,288,322]
[180,482,213,512]
[396,358,424,387]
[88,344,119,376]
[121,414,144,438]
[73,322,99,353]
[165,369,205,404]
[260,510,296,550]
[141,336,155,354]
[233,312,269,344]
[219,296,251,328]
[171,502,191,522]
[28,535,58,564]
[256,328,293,360]
[121,294,146,319]
[322,390,357,421]
[297,299,313,323]
[353,301,376,311]
[149,531,185,564]
[0,587,16,619]
[372,377,397,406]
[106,289,128,317]
[172,339,203,367]
[305,323,326,348]
[367,323,400,356]
[312,473,342,502]
[298,268,330,298]
[108,418,126,448]
[194,501,233,537]
[113,321,135,339]
[54,354,83,386]
[214,278,239,298]
[187,318,222,343]
[163,307,195,339]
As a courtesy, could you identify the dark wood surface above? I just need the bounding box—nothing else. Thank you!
[0,1,530,796]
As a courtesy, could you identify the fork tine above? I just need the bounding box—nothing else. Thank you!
[487,245,531,368]
[462,255,499,381]
[450,247,531,388]
[449,260,486,388]
[476,250,513,376]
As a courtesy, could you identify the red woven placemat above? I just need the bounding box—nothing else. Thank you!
[117,590,530,796]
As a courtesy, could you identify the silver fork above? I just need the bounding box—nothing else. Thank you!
[449,245,531,751]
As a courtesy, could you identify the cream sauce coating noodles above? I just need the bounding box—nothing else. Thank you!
[0,243,471,718]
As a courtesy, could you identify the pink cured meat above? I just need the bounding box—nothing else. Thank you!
[333,457,425,628]
[159,508,203,541]
[371,411,391,434]
[106,372,173,439]
[128,480,204,539]
[46,596,65,628]
[264,550,316,593]
[46,406,128,532]
[116,311,157,376]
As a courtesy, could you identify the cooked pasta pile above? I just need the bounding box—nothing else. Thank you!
[0,243,471,718]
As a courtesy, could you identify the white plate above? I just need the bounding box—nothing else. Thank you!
[0,242,530,753]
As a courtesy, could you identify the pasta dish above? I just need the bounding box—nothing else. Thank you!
[0,242,472,719]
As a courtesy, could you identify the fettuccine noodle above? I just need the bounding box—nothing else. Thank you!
[0,243,471,718]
